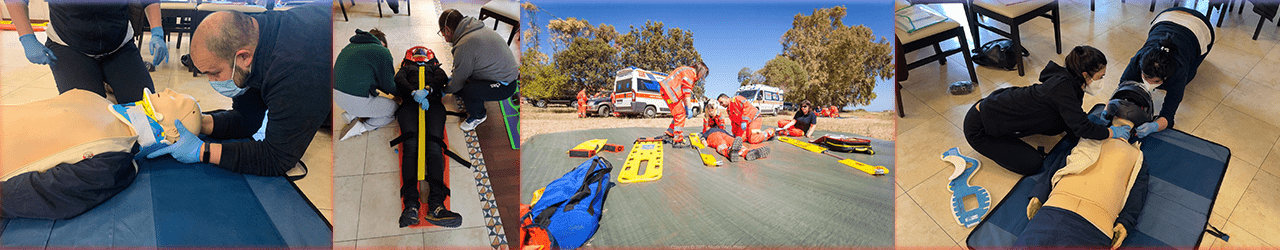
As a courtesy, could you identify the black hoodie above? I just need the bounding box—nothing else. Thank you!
[978,61,1110,140]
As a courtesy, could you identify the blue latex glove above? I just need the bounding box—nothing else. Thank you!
[147,120,205,163]
[685,105,694,119]
[1088,109,1109,126]
[149,27,168,65]
[1134,122,1159,138]
[19,34,57,65]
[412,89,430,110]
[1109,125,1132,141]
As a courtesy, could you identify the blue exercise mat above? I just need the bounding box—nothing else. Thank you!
[1,157,331,248]
[967,123,1230,248]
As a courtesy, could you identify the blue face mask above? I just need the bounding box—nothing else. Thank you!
[211,59,248,98]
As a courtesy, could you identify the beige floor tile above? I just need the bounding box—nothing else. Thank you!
[1,85,59,105]
[422,163,490,233]
[1185,62,1244,104]
[1223,79,1280,128]
[1211,157,1259,220]
[902,71,997,116]
[1164,87,1219,132]
[334,240,357,249]
[897,88,941,134]
[1193,105,1280,166]
[297,131,335,211]
[335,127,371,177]
[423,227,494,247]
[1204,45,1265,80]
[364,126,406,174]
[335,175,364,242]
[905,162,1020,244]
[1244,52,1280,90]
[896,115,969,191]
[1262,141,1280,178]
[1208,219,1274,249]
[1226,170,1280,245]
[358,172,425,239]
[896,195,964,248]
[1216,25,1280,56]
[356,233,426,248]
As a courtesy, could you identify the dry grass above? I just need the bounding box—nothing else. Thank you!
[521,106,896,143]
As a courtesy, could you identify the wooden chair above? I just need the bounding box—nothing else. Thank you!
[968,0,1061,76]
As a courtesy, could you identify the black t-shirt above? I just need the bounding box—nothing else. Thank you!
[47,0,157,55]
[793,110,817,131]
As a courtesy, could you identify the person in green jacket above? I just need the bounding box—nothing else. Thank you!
[334,29,397,140]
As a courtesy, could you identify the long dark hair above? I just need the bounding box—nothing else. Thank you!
[1065,46,1107,84]
[1140,37,1179,80]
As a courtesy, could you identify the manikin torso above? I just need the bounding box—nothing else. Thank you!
[1044,119,1143,238]
[0,89,137,181]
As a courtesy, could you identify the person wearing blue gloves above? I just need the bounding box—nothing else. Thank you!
[1120,7,1217,139]
[5,0,166,104]
[963,46,1130,176]
[144,5,331,178]
[437,9,519,131]
[393,46,462,228]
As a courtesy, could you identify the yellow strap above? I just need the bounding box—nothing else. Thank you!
[418,66,426,181]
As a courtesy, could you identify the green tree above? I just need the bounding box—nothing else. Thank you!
[520,48,569,101]
[759,55,808,97]
[547,17,593,52]
[554,37,619,96]
[780,6,892,107]
[616,21,706,97]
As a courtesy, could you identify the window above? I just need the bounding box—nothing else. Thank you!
[638,79,661,92]
[737,90,759,100]
[615,79,633,93]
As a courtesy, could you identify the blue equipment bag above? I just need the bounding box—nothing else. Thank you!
[526,156,615,249]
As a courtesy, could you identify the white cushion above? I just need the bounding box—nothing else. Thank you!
[481,0,519,20]
[197,3,268,13]
[160,2,198,10]
[897,17,961,44]
[973,0,1053,18]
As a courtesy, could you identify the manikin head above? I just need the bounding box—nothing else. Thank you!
[146,89,203,142]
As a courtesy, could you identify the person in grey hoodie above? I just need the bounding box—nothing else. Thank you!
[431,9,519,131]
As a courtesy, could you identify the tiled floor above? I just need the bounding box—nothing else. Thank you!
[897,0,1280,247]
[0,5,333,225]
[331,0,519,248]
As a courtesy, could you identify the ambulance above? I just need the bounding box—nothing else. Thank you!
[735,84,785,116]
[609,67,702,118]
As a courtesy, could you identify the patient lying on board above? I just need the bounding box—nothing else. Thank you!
[1015,83,1154,248]
[0,88,200,219]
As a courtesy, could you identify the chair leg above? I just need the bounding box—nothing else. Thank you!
[176,32,183,49]
[958,32,979,85]
[1053,4,1062,54]
[340,0,349,21]
[934,44,948,65]
[1254,18,1265,40]
[407,0,411,16]
[1217,4,1227,27]
[969,11,982,48]
[378,0,384,18]
[896,83,905,118]
[1240,0,1246,15]
[1091,0,1095,11]
[1013,25,1025,76]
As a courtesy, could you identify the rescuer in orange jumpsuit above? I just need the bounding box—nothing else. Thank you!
[701,103,769,162]
[576,88,587,118]
[659,62,708,147]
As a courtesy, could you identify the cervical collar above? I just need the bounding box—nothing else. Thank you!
[943,147,991,228]
[109,89,168,147]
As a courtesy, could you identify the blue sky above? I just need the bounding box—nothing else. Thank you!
[525,0,895,111]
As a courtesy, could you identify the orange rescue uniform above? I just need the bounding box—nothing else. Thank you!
[725,95,772,144]
[660,66,698,142]
[576,89,588,118]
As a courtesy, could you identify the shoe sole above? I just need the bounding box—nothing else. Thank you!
[744,147,770,161]
[460,116,488,131]
[423,215,463,228]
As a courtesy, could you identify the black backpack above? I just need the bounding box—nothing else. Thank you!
[972,39,1029,70]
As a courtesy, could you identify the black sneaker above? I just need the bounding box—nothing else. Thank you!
[744,146,771,161]
[423,204,463,228]
[399,204,420,228]
[671,140,689,149]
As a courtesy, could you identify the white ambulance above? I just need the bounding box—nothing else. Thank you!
[735,84,785,116]
[608,67,702,118]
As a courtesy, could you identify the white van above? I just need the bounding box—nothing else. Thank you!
[735,84,785,116]
[608,67,702,118]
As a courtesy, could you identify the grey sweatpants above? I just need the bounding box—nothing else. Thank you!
[334,90,397,127]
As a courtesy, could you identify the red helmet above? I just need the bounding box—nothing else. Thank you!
[404,46,438,66]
